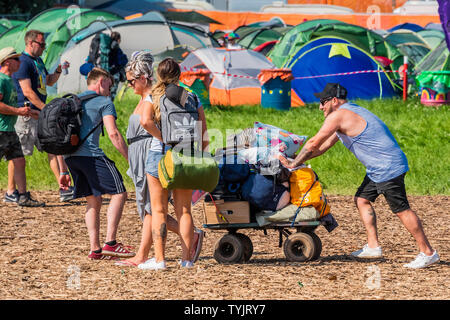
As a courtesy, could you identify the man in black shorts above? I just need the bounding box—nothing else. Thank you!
[59,68,134,261]
[0,47,44,207]
[279,83,439,269]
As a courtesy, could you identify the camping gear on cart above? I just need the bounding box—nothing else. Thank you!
[158,148,219,192]
[202,140,337,264]
[202,192,338,264]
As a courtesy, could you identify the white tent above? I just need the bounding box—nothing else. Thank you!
[57,13,217,94]
[180,48,274,106]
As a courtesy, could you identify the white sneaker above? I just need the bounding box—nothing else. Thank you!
[351,244,382,258]
[138,258,166,270]
[404,250,440,269]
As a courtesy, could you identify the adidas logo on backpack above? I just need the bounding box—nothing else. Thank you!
[37,93,101,155]
[160,84,201,148]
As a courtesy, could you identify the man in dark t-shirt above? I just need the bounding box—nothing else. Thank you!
[11,29,73,202]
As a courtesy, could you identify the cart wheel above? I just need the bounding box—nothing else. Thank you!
[307,232,322,261]
[213,234,244,264]
[236,233,253,262]
[283,232,316,262]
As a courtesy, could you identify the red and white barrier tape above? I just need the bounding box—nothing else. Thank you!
[181,66,402,80]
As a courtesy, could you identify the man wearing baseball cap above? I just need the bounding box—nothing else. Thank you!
[278,83,439,269]
[0,47,44,206]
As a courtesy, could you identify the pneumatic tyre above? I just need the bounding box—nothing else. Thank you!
[213,234,244,264]
[283,232,316,262]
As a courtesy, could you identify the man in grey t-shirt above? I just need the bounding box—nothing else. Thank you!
[60,67,134,261]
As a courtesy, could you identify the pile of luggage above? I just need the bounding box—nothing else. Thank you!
[204,122,336,229]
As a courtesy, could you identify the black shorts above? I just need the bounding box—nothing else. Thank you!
[65,155,126,199]
[355,173,410,213]
[0,131,24,161]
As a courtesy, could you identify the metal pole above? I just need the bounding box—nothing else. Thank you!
[403,56,408,101]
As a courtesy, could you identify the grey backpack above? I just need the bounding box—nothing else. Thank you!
[159,86,200,147]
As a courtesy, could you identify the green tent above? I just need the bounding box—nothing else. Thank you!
[237,27,291,50]
[42,10,122,69]
[0,8,90,52]
[0,19,26,30]
[0,24,7,35]
[415,40,450,73]
[384,30,431,66]
[417,29,445,50]
[268,19,404,74]
[0,8,121,69]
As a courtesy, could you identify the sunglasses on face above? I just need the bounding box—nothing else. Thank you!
[127,78,136,86]
[320,97,333,105]
[32,40,46,49]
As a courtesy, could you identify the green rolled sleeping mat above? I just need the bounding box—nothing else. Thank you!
[158,148,219,192]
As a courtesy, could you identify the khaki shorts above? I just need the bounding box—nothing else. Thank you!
[14,116,43,156]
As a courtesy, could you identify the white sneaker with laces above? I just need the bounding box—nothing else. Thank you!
[138,258,166,270]
[404,250,440,269]
[351,244,382,258]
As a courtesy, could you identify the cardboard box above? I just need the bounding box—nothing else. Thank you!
[203,200,250,224]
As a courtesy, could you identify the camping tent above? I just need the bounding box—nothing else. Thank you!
[384,29,431,66]
[388,23,424,33]
[57,12,218,94]
[237,27,291,50]
[417,29,445,49]
[285,41,398,103]
[0,8,90,52]
[268,19,404,73]
[180,48,275,106]
[0,8,122,70]
[414,40,450,74]
[43,10,123,70]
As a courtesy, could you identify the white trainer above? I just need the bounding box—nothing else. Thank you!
[138,258,166,270]
[351,244,382,258]
[404,250,440,269]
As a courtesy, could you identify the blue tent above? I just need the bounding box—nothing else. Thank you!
[92,0,169,17]
[284,36,351,68]
[388,23,424,33]
[286,42,398,103]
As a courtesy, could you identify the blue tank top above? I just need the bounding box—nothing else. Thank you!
[336,102,409,183]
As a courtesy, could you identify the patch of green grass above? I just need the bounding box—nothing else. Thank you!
[1,91,448,195]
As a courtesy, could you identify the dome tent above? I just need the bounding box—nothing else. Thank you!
[180,48,275,106]
[57,12,218,95]
[286,42,398,104]
[268,19,404,74]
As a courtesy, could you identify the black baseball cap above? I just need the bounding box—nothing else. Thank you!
[314,83,347,100]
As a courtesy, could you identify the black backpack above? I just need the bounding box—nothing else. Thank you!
[37,93,102,155]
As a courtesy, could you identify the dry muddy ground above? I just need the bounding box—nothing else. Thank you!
[0,191,448,300]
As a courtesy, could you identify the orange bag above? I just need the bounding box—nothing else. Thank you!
[289,167,330,218]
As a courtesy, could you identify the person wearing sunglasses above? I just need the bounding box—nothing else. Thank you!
[278,83,439,269]
[11,29,73,203]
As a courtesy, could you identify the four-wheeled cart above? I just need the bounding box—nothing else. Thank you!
[203,221,324,264]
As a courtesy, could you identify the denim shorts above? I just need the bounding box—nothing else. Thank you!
[145,150,165,178]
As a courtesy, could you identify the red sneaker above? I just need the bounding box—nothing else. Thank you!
[190,228,204,262]
[88,251,119,260]
[101,242,135,258]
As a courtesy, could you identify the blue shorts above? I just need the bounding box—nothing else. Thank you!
[65,156,126,199]
[145,150,165,179]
